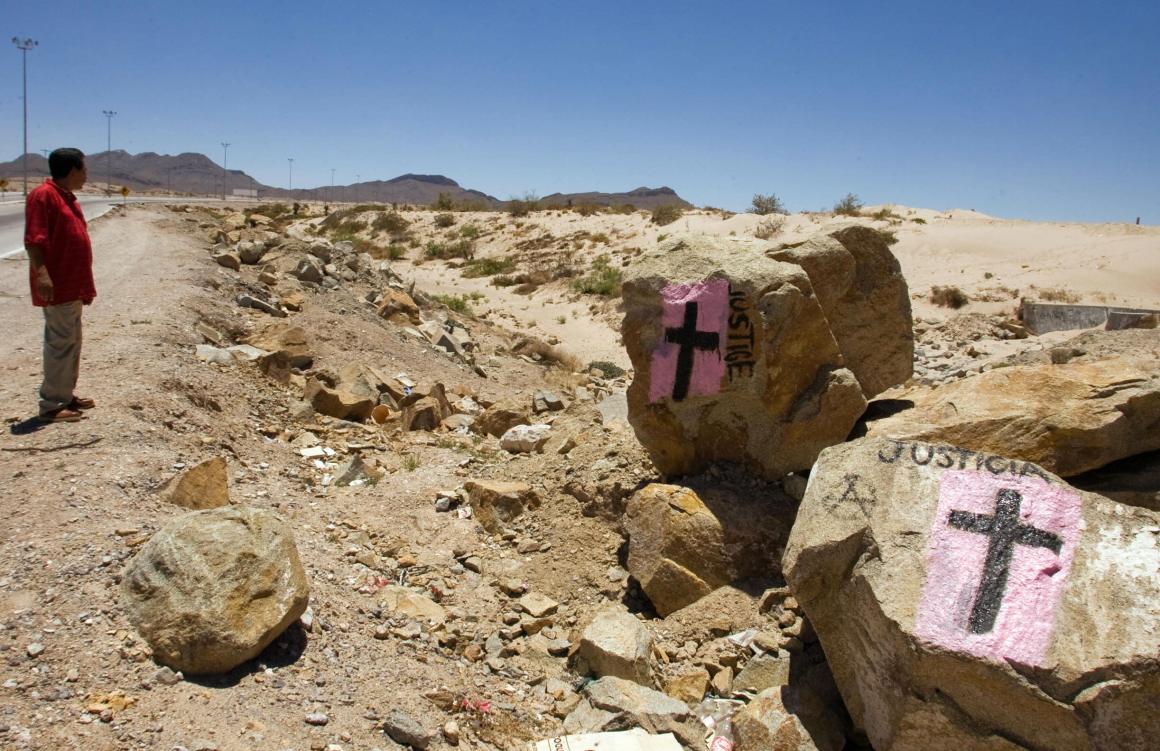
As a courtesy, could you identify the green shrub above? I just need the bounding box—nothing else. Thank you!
[750,193,786,215]
[386,244,407,260]
[459,224,481,239]
[372,211,410,235]
[573,254,623,297]
[462,257,516,278]
[431,192,455,211]
[434,212,456,228]
[833,193,863,216]
[587,360,627,378]
[433,294,474,315]
[651,205,684,226]
[872,206,901,221]
[425,239,474,260]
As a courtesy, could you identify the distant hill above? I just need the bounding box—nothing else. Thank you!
[0,151,690,209]
[538,186,692,210]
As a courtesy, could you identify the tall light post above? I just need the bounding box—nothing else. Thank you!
[287,158,294,193]
[12,37,38,197]
[102,110,116,195]
[220,141,230,200]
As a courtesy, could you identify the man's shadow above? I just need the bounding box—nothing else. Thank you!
[9,416,48,435]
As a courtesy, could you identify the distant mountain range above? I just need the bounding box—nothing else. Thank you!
[0,151,691,209]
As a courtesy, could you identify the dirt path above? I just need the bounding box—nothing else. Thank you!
[0,206,655,751]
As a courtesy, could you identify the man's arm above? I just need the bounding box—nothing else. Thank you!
[24,190,54,303]
[26,243,53,303]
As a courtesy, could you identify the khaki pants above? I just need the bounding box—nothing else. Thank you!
[39,300,83,416]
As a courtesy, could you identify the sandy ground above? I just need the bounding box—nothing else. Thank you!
[395,205,1159,372]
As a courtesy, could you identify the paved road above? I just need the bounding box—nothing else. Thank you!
[0,195,228,259]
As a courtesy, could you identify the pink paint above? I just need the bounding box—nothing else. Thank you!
[914,470,1081,666]
[648,279,729,403]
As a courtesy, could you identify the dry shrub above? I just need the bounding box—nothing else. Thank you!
[754,216,785,240]
[930,285,970,309]
[511,337,583,371]
[1036,287,1081,303]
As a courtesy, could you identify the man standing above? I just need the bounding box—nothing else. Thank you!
[25,147,96,423]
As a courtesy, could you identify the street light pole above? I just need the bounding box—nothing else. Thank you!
[287,158,294,193]
[102,110,116,195]
[11,37,38,197]
[221,142,230,200]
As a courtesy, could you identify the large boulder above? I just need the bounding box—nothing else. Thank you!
[767,226,912,397]
[121,507,310,674]
[783,438,1160,750]
[867,359,1160,477]
[623,483,796,616]
[621,234,875,478]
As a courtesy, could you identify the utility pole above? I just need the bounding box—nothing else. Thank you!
[102,110,117,195]
[287,158,294,193]
[330,168,336,204]
[40,148,48,158]
[12,37,38,197]
[221,142,230,200]
[355,174,360,204]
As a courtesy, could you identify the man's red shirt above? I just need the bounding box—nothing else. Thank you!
[25,179,96,307]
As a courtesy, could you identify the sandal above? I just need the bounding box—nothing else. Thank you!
[68,396,95,410]
[40,407,85,423]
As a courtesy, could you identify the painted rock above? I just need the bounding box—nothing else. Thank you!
[621,234,873,478]
[784,437,1160,751]
[867,359,1160,477]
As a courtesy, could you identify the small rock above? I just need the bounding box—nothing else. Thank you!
[578,607,653,685]
[213,252,240,270]
[442,720,460,745]
[305,712,329,726]
[382,709,434,749]
[519,592,559,618]
[26,643,44,658]
[500,424,552,453]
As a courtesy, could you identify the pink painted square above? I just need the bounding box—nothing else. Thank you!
[914,470,1082,667]
[648,279,729,403]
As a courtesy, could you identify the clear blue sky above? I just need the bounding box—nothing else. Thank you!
[4,1,1158,222]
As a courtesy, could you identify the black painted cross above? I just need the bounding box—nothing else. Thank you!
[664,301,720,401]
[948,488,1062,634]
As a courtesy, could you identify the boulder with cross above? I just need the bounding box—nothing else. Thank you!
[783,437,1160,750]
[620,229,912,479]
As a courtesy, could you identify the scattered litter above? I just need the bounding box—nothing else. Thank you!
[527,730,682,751]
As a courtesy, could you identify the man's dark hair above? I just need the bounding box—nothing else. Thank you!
[48,148,85,180]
